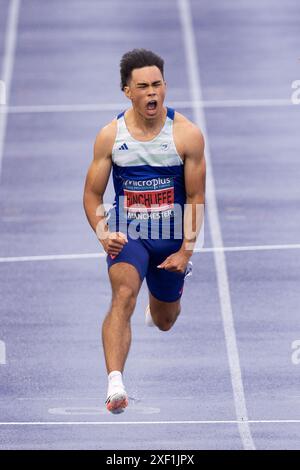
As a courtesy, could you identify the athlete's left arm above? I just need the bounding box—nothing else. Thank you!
[180,125,206,257]
[158,125,206,273]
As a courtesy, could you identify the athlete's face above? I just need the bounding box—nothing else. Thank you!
[124,66,166,119]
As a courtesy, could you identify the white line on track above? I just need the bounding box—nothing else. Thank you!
[1,98,293,114]
[0,0,20,179]
[0,243,299,264]
[0,340,6,365]
[199,243,300,253]
[0,253,106,263]
[178,0,255,450]
[13,396,192,401]
[0,419,299,426]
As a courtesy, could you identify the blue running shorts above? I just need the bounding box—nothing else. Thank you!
[106,237,187,302]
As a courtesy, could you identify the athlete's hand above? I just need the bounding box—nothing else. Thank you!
[157,250,191,274]
[100,231,128,257]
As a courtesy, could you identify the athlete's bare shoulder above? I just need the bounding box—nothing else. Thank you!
[93,119,118,161]
[173,111,204,142]
[173,111,204,160]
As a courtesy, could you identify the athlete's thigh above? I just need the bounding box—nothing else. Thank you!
[148,290,181,319]
[145,238,185,303]
[146,263,185,304]
[107,237,150,297]
[108,262,142,299]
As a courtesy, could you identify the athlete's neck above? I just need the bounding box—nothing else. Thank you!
[127,106,167,136]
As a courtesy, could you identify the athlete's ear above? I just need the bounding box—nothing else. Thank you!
[123,85,131,100]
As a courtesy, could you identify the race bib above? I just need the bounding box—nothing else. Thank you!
[122,176,175,220]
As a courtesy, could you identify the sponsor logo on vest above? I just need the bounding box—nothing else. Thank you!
[123,177,171,190]
[160,143,169,151]
[123,177,174,214]
[119,143,129,150]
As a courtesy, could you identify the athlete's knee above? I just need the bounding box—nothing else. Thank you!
[112,285,137,312]
[157,318,174,331]
[155,307,181,332]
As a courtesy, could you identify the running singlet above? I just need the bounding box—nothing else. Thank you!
[107,107,185,239]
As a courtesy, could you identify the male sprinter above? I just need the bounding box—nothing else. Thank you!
[83,49,206,414]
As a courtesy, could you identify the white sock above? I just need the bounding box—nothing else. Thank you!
[107,370,125,399]
[145,305,155,327]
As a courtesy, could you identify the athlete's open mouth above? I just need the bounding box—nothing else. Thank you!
[146,100,157,110]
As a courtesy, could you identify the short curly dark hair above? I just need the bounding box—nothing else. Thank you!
[120,48,164,91]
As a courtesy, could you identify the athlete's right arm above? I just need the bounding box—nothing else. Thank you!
[83,122,128,256]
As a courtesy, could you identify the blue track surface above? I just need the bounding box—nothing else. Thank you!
[0,0,300,449]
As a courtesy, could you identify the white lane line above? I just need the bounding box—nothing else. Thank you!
[1,103,126,114]
[0,340,6,365]
[0,419,300,426]
[0,252,106,263]
[0,0,20,178]
[178,0,255,450]
[201,98,292,108]
[15,396,192,401]
[196,243,300,253]
[2,98,293,114]
[48,406,161,416]
[0,243,299,264]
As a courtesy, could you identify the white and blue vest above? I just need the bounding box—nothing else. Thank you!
[108,107,186,239]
